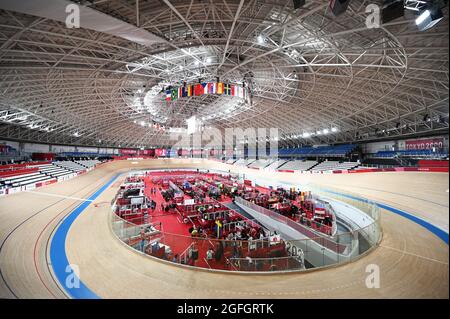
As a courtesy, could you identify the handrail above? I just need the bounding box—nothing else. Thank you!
[179,242,195,264]
[110,178,382,272]
[235,197,349,254]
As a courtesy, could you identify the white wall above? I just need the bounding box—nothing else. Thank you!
[0,139,123,155]
[23,142,50,153]
[362,141,395,154]
[99,148,118,154]
[0,140,20,150]
[77,146,98,153]
[51,145,76,153]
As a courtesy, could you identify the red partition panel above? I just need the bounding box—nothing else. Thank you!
[0,167,38,178]
[276,169,294,173]
[32,153,55,161]
[418,160,449,168]
[0,161,50,171]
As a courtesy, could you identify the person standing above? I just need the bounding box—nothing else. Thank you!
[139,227,146,252]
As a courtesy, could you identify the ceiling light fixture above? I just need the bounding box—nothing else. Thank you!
[257,35,264,44]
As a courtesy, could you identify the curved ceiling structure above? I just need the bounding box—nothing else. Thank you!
[0,0,448,148]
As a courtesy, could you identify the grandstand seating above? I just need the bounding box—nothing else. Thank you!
[0,159,104,193]
[75,159,101,169]
[247,159,273,169]
[234,159,256,166]
[310,161,359,172]
[0,171,53,188]
[265,160,288,170]
[53,160,89,172]
[35,163,74,179]
[278,144,356,158]
[278,160,318,171]
[225,158,237,164]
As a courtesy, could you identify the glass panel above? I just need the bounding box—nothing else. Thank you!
[110,181,381,272]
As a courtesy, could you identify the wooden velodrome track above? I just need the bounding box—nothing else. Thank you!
[0,159,448,299]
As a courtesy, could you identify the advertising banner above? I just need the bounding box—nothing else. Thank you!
[119,148,139,155]
[405,137,444,150]
[155,148,167,157]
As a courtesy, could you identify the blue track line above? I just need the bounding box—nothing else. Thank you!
[49,174,120,299]
[49,170,448,299]
[321,189,449,245]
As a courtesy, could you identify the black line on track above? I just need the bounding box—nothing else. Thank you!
[43,177,114,299]
[0,172,113,299]
[336,184,449,208]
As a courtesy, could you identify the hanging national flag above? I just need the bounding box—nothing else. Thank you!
[178,87,183,98]
[207,82,214,94]
[237,86,244,98]
[194,83,204,96]
[202,83,208,95]
[181,86,187,97]
[217,82,223,94]
[171,87,178,100]
[224,83,231,95]
[187,85,193,97]
[231,85,236,97]
[165,90,171,101]
[215,219,223,238]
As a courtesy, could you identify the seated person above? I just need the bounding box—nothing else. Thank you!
[206,248,214,260]
[151,241,161,254]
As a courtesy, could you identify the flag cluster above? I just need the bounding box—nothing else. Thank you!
[164,82,247,101]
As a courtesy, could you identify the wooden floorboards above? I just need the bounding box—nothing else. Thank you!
[0,159,448,298]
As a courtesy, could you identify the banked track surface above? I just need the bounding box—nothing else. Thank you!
[0,159,448,298]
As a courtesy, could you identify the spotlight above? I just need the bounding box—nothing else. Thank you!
[331,127,338,132]
[329,0,351,16]
[292,0,305,9]
[323,128,329,134]
[257,35,264,44]
[382,0,404,24]
[206,57,212,63]
[416,6,444,31]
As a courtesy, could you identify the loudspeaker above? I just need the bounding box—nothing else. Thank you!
[292,0,305,9]
[416,8,444,31]
[329,0,351,16]
[382,0,404,23]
